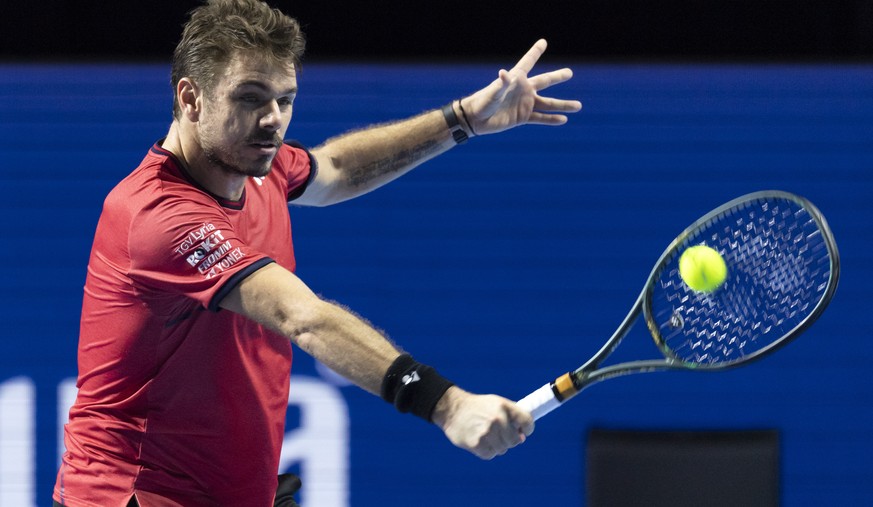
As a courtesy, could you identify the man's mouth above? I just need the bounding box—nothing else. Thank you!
[247,137,281,154]
[247,132,282,148]
[250,140,280,148]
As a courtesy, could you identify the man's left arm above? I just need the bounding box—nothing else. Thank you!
[298,108,453,206]
[295,39,582,207]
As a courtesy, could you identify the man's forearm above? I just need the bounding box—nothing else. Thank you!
[293,298,401,395]
[219,263,399,394]
[306,106,463,205]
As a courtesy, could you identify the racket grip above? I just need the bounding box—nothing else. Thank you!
[516,383,561,421]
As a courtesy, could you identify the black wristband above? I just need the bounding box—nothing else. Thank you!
[457,99,478,136]
[441,102,469,145]
[381,354,454,422]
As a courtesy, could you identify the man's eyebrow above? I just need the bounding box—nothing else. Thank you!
[235,80,297,95]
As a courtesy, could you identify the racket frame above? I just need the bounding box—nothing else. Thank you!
[518,190,840,420]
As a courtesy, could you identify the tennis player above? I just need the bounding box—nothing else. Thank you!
[52,0,581,505]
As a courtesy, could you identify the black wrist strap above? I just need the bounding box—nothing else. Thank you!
[381,354,454,422]
[441,101,469,145]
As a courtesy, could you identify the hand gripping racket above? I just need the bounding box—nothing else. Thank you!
[517,190,840,420]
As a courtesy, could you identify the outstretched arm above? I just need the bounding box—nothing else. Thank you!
[219,262,533,459]
[295,39,581,207]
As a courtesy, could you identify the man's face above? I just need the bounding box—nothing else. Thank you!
[197,51,298,178]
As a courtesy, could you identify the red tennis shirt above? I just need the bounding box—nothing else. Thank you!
[54,140,314,507]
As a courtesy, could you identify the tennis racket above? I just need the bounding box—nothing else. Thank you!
[517,190,840,420]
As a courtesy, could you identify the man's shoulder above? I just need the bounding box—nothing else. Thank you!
[108,148,210,210]
[275,141,312,172]
[272,140,315,198]
[96,163,214,253]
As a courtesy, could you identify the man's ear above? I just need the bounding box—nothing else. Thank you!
[177,77,202,122]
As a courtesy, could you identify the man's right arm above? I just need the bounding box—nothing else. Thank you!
[219,262,398,395]
[218,262,534,459]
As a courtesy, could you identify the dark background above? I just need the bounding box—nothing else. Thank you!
[3,0,873,62]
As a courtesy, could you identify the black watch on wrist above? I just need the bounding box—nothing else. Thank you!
[441,102,468,144]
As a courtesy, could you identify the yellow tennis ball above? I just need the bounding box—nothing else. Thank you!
[679,245,727,292]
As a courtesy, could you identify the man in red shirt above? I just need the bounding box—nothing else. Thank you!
[54,0,581,505]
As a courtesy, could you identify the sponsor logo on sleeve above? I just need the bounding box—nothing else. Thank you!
[174,222,246,279]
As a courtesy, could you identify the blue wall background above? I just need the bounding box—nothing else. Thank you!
[1,61,871,505]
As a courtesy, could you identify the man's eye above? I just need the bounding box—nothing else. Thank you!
[239,95,260,104]
[277,97,294,107]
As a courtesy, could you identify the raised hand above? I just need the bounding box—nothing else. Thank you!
[461,39,582,136]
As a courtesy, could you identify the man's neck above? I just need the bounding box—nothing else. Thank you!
[162,122,248,201]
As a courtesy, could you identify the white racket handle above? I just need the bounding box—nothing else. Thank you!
[516,383,561,421]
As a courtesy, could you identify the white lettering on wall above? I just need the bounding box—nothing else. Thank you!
[279,376,349,507]
[57,378,78,466]
[0,377,35,507]
[0,375,350,507]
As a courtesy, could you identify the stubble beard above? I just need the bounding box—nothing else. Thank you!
[200,129,281,179]
[204,146,273,178]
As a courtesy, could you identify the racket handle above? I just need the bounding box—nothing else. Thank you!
[516,383,561,421]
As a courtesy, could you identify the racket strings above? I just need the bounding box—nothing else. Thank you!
[651,198,833,366]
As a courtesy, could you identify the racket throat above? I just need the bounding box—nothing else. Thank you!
[551,372,582,402]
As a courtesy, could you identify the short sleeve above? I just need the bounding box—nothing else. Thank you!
[128,195,273,312]
[276,140,317,201]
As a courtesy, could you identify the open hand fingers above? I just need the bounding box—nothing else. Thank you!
[461,41,580,134]
[525,94,583,126]
[534,95,583,113]
[529,67,575,91]
[512,39,548,75]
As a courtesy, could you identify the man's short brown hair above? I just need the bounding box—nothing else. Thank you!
[170,0,306,118]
